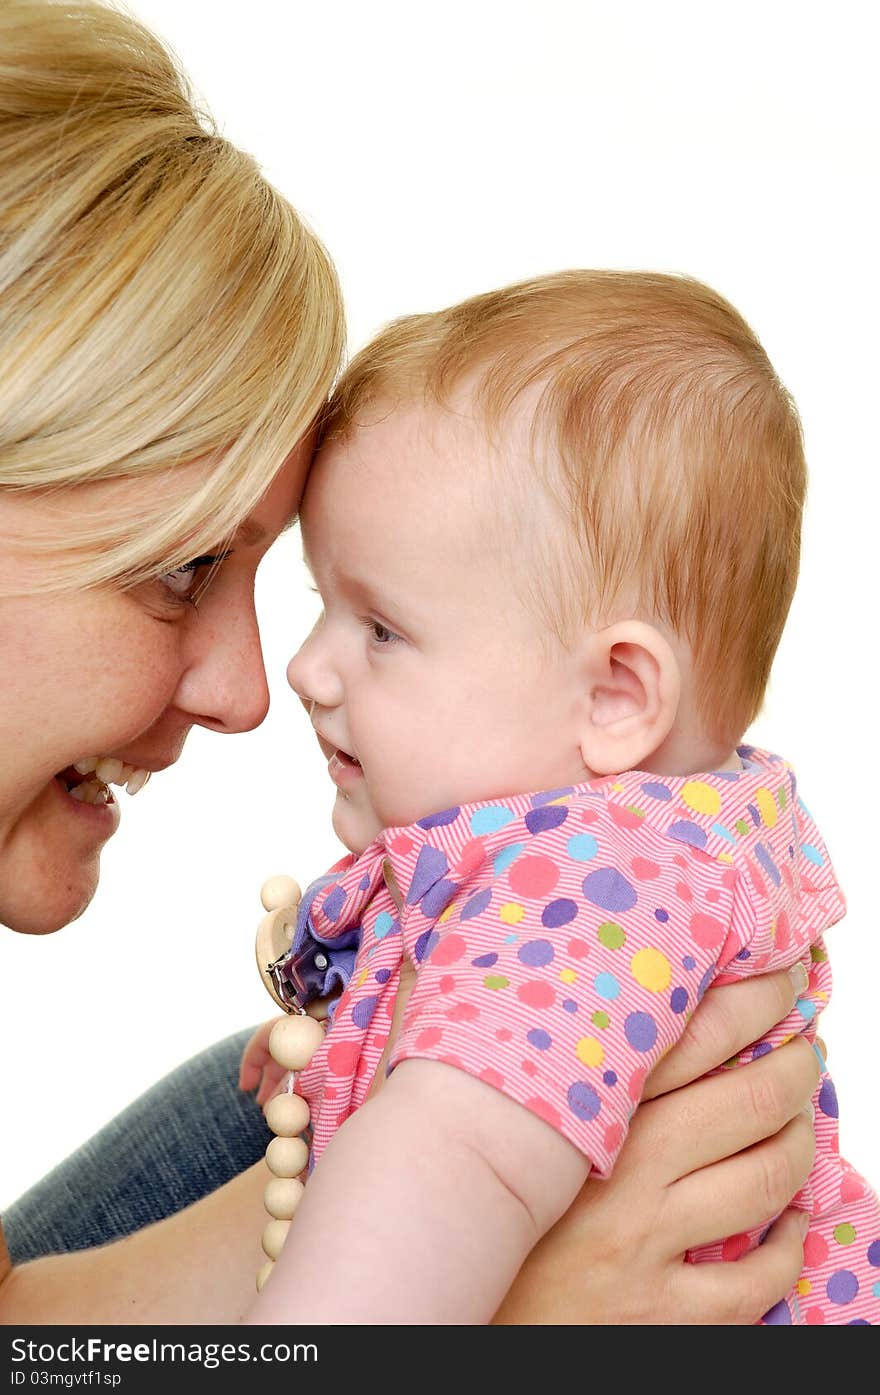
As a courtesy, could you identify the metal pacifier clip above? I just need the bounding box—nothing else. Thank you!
[253,874,327,1293]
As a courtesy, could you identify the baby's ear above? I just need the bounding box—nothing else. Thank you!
[577,621,681,777]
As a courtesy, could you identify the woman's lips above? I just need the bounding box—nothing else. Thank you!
[328,748,364,790]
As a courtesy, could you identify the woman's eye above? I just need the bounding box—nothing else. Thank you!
[160,552,230,605]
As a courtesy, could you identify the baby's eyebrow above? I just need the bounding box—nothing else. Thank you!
[298,547,401,618]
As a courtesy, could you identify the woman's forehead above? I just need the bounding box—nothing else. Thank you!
[1,439,309,559]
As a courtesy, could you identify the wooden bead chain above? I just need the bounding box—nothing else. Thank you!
[253,874,327,1294]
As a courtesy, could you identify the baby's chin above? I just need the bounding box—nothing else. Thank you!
[331,793,384,857]
[331,787,457,856]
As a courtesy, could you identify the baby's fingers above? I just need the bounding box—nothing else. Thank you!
[255,1061,291,1108]
[238,1018,281,1092]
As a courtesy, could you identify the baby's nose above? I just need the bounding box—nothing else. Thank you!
[286,640,343,711]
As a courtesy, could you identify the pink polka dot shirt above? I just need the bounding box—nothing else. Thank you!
[292,746,880,1324]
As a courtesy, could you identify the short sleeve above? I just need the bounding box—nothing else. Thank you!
[390,803,741,1175]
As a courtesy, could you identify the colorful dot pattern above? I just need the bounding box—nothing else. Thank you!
[293,746,879,1324]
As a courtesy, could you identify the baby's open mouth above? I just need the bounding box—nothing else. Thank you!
[326,747,363,793]
[56,757,152,805]
[333,748,361,769]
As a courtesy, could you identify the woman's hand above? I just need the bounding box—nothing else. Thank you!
[494,965,819,1325]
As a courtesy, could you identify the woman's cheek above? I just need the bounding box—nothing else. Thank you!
[119,631,186,723]
[80,614,188,741]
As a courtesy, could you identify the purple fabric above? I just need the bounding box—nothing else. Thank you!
[273,873,360,1011]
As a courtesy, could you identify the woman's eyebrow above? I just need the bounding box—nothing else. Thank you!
[235,520,268,546]
[233,514,296,546]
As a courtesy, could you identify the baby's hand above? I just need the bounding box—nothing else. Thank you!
[238,1017,290,1108]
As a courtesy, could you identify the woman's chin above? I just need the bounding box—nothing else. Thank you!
[0,846,101,934]
[0,880,97,935]
[0,776,121,933]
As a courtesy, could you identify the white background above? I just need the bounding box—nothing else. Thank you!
[2,0,878,1209]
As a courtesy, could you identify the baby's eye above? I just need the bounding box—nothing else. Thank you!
[160,552,230,605]
[366,618,400,645]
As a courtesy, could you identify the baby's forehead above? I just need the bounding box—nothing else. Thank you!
[309,396,494,497]
[313,385,540,489]
[305,391,580,610]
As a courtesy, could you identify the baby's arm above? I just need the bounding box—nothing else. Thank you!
[247,1057,589,1325]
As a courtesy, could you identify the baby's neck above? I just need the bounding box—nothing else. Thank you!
[640,726,742,779]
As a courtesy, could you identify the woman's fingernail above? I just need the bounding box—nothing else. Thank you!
[789,962,809,996]
[797,1211,811,1238]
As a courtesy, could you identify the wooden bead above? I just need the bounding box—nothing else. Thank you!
[260,875,301,913]
[264,1091,310,1137]
[256,1259,274,1293]
[264,1176,305,1220]
[265,1135,309,1178]
[255,906,298,1011]
[268,1014,325,1071]
[262,1218,290,1260]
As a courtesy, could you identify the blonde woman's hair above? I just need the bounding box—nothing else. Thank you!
[0,0,344,592]
[321,271,806,745]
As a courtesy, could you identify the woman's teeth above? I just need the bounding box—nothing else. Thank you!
[69,780,112,805]
[71,757,152,797]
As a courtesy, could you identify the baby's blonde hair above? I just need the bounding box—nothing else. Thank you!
[321,271,806,745]
[0,0,345,592]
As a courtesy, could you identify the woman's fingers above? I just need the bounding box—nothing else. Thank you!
[674,1209,809,1325]
[624,1037,819,1184]
[666,1111,816,1250]
[644,964,808,1099]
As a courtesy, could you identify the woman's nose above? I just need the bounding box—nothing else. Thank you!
[286,623,344,711]
[174,603,271,734]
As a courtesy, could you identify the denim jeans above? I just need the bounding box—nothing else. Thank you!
[4,1028,271,1262]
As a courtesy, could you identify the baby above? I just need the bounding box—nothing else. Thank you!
[252,271,879,1324]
